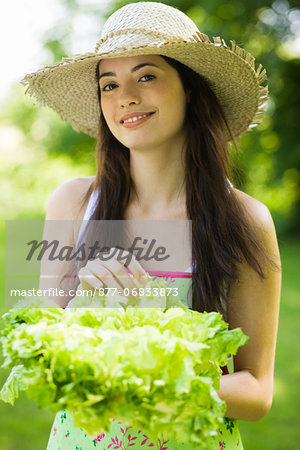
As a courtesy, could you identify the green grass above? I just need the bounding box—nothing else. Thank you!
[238,237,300,449]
[0,223,299,449]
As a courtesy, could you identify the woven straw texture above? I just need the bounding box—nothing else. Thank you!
[21,1,268,140]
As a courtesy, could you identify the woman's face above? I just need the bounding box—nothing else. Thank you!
[99,55,187,151]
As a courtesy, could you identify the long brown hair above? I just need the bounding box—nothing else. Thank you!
[84,55,274,316]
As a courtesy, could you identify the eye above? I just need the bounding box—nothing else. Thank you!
[139,74,156,82]
[101,83,118,92]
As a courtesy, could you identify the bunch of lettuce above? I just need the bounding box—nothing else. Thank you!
[0,275,248,447]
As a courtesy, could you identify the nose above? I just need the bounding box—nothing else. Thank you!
[119,83,140,108]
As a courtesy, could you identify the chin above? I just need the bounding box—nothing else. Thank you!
[127,142,159,152]
[119,136,158,151]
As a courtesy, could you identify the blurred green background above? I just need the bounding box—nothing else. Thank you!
[0,0,299,448]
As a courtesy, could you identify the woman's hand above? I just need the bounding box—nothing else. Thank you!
[78,247,148,299]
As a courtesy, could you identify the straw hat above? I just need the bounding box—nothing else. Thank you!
[21,1,268,140]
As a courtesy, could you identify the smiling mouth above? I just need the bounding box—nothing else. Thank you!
[120,112,155,124]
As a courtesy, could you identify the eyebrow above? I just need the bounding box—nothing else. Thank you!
[99,63,159,80]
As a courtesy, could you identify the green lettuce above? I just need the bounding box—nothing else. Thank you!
[0,275,248,447]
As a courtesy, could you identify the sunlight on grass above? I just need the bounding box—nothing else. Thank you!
[273,376,287,398]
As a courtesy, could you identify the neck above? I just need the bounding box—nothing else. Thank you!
[128,137,186,214]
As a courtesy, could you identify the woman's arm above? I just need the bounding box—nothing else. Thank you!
[39,177,94,307]
[218,190,281,422]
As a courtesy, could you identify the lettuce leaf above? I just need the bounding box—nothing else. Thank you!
[0,275,248,447]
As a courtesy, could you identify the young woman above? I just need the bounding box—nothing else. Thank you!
[22,2,281,449]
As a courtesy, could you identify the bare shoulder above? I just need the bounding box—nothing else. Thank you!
[232,188,280,269]
[45,176,96,220]
[233,187,274,232]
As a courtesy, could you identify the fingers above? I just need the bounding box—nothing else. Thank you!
[113,249,148,284]
[78,248,148,295]
[78,266,103,291]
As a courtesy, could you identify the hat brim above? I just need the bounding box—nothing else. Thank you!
[21,40,268,140]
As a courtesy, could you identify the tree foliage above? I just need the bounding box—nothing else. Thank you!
[1,0,299,233]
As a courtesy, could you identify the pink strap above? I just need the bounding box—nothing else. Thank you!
[146,270,192,278]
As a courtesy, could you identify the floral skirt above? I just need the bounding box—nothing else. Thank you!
[46,409,243,450]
